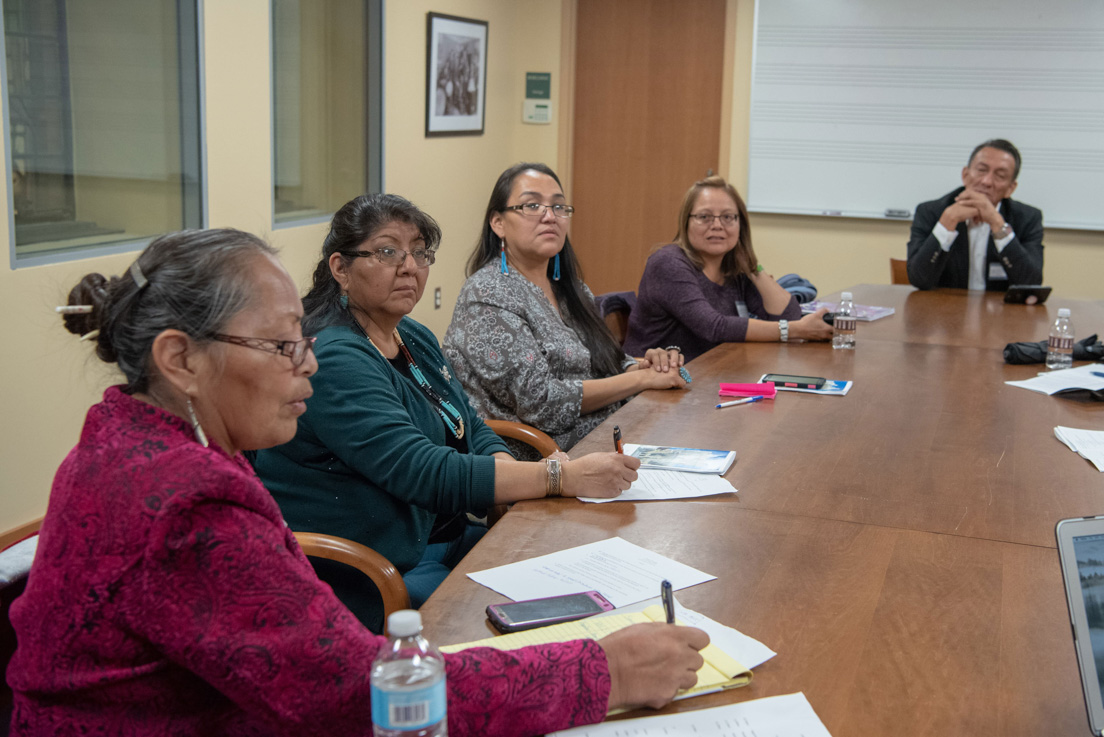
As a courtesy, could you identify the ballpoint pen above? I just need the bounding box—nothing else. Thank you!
[716,396,764,409]
[661,579,675,624]
[613,425,624,454]
[1092,372,1104,379]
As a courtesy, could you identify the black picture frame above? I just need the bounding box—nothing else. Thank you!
[425,12,488,137]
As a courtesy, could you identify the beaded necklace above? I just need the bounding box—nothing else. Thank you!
[364,325,465,440]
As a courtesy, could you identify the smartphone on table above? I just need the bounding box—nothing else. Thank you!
[486,591,615,633]
[761,373,826,390]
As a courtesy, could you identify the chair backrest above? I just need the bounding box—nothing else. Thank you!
[483,419,560,459]
[594,291,636,346]
[890,258,909,285]
[292,531,410,620]
[1,517,42,724]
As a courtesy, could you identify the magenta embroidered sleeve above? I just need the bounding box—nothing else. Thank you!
[130,464,609,737]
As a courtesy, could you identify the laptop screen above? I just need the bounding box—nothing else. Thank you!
[1073,532,1104,714]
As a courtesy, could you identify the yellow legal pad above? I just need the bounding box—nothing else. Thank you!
[441,605,751,709]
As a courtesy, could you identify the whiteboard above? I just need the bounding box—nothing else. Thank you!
[748,0,1104,230]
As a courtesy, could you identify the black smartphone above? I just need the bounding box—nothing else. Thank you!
[761,373,826,390]
[486,591,615,633]
[1004,285,1052,305]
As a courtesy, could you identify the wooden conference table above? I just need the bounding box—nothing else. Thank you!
[421,285,1104,737]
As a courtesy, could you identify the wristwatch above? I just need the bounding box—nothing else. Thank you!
[993,222,1013,240]
[779,319,789,343]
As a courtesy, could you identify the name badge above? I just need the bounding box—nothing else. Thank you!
[989,262,1008,280]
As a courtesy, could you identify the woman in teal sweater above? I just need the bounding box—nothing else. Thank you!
[253,194,639,631]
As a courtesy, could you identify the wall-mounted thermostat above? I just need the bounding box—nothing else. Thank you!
[523,72,552,125]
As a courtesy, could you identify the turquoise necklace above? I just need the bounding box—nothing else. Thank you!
[366,327,465,440]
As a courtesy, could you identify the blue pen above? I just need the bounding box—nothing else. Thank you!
[716,395,764,409]
[661,579,675,624]
[1093,372,1104,379]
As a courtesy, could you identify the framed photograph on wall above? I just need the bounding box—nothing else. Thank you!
[425,12,488,136]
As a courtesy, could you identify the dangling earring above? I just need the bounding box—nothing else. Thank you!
[186,398,209,448]
[499,242,509,275]
[339,293,349,309]
[552,253,561,281]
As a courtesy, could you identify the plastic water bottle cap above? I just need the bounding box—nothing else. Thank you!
[387,610,422,637]
[1058,308,1071,318]
[841,292,853,301]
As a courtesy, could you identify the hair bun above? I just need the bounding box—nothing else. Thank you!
[64,273,118,361]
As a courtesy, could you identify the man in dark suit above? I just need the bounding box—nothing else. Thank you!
[907,139,1043,291]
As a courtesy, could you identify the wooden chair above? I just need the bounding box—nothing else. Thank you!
[890,258,910,285]
[293,531,410,619]
[594,291,637,346]
[1,517,41,722]
[482,420,562,525]
[483,419,560,459]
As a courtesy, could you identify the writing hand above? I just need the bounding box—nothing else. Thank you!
[601,623,709,710]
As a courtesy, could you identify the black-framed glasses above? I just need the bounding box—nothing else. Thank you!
[690,212,739,227]
[212,334,317,368]
[503,203,575,219]
[346,247,437,267]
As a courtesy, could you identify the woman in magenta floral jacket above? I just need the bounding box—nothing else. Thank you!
[7,229,707,737]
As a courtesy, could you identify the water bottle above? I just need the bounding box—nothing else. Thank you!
[1046,308,1074,370]
[371,610,447,737]
[832,292,856,350]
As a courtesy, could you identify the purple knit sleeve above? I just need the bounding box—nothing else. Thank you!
[445,639,610,736]
[739,275,802,321]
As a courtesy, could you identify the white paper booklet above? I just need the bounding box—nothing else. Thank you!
[624,443,736,474]
[1006,363,1104,396]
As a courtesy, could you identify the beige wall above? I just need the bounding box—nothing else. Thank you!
[0,0,564,529]
[723,0,1104,300]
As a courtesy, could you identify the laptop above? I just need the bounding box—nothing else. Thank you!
[1056,516,1104,736]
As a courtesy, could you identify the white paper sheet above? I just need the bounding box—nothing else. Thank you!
[548,692,833,737]
[578,468,737,503]
[1056,426,1104,472]
[1006,363,1104,395]
[466,537,716,607]
[614,594,777,670]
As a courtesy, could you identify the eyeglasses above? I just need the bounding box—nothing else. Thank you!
[503,203,575,219]
[690,212,739,227]
[212,334,317,368]
[346,247,437,267]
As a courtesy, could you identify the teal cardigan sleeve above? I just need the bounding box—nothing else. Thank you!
[306,319,506,515]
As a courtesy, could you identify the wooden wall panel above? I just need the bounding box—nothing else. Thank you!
[571,0,726,296]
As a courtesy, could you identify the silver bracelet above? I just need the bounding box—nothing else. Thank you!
[779,319,789,343]
[545,458,562,497]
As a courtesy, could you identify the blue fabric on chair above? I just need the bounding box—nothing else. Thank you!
[777,274,818,304]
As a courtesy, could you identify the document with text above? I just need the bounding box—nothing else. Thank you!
[467,537,716,607]
[548,692,833,737]
[578,468,736,503]
[1056,426,1104,472]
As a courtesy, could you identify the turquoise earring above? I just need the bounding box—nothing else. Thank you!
[553,253,561,281]
[500,244,509,275]
[339,294,349,309]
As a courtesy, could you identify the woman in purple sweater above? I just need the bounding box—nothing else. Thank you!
[623,176,833,361]
[7,229,707,737]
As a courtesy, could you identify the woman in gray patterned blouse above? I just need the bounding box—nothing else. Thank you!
[443,163,687,460]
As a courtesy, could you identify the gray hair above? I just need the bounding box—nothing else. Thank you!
[63,229,278,393]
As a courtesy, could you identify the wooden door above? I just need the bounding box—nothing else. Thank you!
[570,0,726,296]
